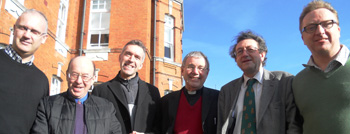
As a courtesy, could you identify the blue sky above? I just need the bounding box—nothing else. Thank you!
[182,0,350,90]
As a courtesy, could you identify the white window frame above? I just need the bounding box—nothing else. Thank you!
[55,0,69,57]
[87,0,111,49]
[5,0,25,18]
[164,15,174,60]
[50,76,61,96]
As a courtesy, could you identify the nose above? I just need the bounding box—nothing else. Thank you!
[315,24,326,35]
[22,29,32,37]
[74,75,83,83]
[191,67,200,74]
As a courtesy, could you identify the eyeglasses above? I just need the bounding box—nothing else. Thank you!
[15,25,46,36]
[68,72,93,82]
[186,65,208,72]
[302,20,338,33]
[234,47,260,57]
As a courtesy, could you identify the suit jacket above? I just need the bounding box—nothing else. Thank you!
[160,87,219,134]
[217,69,302,134]
[92,74,160,134]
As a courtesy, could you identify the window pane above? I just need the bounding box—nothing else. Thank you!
[106,0,111,10]
[164,46,170,58]
[90,34,99,43]
[100,34,109,43]
[101,13,110,29]
[90,13,101,29]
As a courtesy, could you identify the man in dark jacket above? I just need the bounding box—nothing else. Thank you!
[31,56,121,134]
[159,51,219,134]
[92,40,161,134]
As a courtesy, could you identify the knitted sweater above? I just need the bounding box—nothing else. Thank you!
[293,58,350,134]
[0,49,49,133]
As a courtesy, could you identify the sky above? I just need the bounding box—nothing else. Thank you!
[182,0,350,90]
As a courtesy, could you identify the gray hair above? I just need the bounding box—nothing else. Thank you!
[182,51,210,70]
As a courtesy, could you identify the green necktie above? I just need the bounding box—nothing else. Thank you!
[241,79,257,134]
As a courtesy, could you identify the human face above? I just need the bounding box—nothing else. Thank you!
[182,57,209,91]
[301,8,341,57]
[119,44,144,80]
[235,39,265,78]
[12,12,47,61]
[67,57,96,99]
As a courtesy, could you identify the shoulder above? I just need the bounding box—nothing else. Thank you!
[221,78,241,90]
[268,70,294,80]
[88,95,114,106]
[162,90,181,100]
[203,87,219,94]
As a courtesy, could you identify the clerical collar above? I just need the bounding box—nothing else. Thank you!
[184,87,203,95]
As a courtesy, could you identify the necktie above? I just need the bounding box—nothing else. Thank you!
[74,101,86,134]
[241,79,257,134]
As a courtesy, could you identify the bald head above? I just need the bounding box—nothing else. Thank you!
[67,56,95,75]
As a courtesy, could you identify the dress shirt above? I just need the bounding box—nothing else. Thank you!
[233,67,264,134]
[4,44,34,66]
[303,45,349,73]
[75,94,88,104]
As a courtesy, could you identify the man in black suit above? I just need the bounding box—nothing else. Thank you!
[92,40,160,134]
[159,51,219,134]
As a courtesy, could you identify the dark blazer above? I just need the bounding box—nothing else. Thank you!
[160,87,219,134]
[217,69,302,134]
[92,74,161,134]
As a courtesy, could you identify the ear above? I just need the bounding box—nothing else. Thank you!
[260,51,266,62]
[41,34,48,44]
[138,63,143,70]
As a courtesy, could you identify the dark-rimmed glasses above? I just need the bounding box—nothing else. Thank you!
[302,20,338,33]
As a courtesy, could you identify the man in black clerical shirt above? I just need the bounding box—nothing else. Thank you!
[159,51,219,134]
[92,40,160,134]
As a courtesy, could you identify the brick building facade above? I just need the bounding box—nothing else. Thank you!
[0,0,184,96]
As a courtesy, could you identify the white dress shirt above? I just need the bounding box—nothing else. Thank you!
[233,67,264,134]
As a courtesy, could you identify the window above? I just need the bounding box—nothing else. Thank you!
[50,77,61,96]
[88,0,111,49]
[5,0,25,18]
[55,0,69,57]
[164,15,174,60]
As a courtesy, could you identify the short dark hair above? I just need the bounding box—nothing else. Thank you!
[121,40,147,63]
[229,30,268,66]
[299,0,338,33]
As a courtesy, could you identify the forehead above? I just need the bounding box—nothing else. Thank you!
[124,45,144,55]
[236,39,258,49]
[185,56,206,66]
[17,12,46,31]
[302,8,337,26]
[70,58,94,74]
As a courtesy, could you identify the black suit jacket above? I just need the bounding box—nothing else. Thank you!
[159,87,219,134]
[92,74,160,134]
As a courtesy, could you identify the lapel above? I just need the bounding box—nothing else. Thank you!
[257,69,276,125]
[201,87,212,123]
[107,77,128,110]
[136,80,148,107]
[229,77,244,114]
[168,90,182,131]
